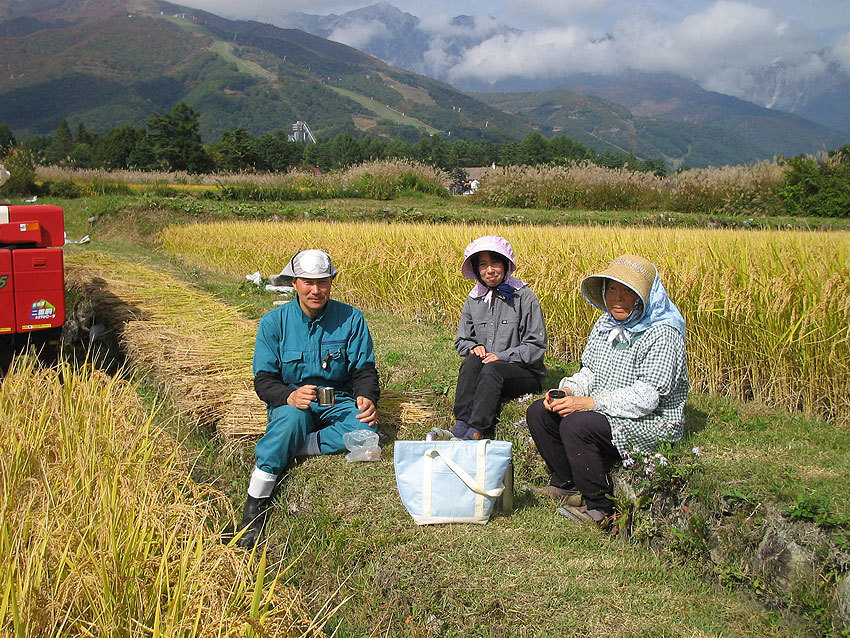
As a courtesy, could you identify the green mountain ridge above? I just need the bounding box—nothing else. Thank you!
[0,0,532,144]
[474,89,773,168]
[0,0,846,167]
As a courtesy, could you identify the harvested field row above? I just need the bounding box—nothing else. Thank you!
[65,253,435,437]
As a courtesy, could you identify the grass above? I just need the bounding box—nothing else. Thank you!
[685,395,850,519]
[11,192,848,634]
[326,85,440,134]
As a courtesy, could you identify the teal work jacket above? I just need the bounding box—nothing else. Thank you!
[253,298,379,408]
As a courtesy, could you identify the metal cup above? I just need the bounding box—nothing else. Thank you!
[317,386,335,407]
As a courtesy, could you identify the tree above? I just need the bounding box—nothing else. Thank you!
[44,119,74,165]
[146,102,212,173]
[0,147,37,195]
[94,125,145,169]
[75,122,96,146]
[255,130,303,172]
[360,136,386,162]
[209,127,260,172]
[779,148,850,218]
[0,124,16,155]
[517,132,550,165]
[302,138,334,173]
[332,132,362,169]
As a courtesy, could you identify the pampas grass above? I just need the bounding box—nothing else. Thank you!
[472,161,786,214]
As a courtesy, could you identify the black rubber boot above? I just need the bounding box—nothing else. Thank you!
[235,495,269,548]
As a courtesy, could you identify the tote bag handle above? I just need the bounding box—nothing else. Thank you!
[423,439,505,504]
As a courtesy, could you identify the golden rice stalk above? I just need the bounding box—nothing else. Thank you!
[0,355,326,636]
[160,220,850,425]
[380,389,436,425]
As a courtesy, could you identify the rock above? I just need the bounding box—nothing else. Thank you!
[835,573,850,632]
[756,515,817,590]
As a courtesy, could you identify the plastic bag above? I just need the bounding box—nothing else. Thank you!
[342,429,381,462]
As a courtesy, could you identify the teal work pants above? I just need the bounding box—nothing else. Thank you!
[254,397,376,475]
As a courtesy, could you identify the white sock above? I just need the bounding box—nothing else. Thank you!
[247,467,277,499]
[295,431,320,458]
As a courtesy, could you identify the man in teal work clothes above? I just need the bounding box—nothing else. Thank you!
[236,249,380,548]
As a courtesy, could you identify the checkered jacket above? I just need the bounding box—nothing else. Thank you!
[559,319,689,457]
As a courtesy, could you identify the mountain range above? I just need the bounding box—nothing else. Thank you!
[0,0,847,169]
[277,2,850,137]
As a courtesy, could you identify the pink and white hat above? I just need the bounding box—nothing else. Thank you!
[460,235,517,281]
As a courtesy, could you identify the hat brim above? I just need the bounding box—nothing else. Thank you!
[581,259,656,315]
[280,266,337,279]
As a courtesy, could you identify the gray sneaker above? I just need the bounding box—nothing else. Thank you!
[556,505,608,524]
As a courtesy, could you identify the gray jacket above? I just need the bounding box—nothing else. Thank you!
[454,286,547,377]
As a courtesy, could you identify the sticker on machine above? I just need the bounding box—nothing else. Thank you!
[29,299,56,321]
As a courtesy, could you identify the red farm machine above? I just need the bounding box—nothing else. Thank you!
[0,203,66,374]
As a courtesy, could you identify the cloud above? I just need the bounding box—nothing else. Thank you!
[327,19,390,49]
[500,0,613,28]
[448,1,832,97]
[448,26,616,83]
[829,32,850,73]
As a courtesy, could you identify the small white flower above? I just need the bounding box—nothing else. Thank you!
[622,458,635,468]
[692,447,702,457]
[517,393,533,403]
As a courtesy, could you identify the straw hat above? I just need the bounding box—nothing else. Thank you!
[280,249,338,280]
[461,235,517,280]
[581,255,657,314]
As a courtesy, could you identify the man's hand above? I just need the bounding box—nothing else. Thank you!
[287,385,317,410]
[356,396,377,426]
[546,395,594,417]
[481,352,500,364]
[471,345,487,358]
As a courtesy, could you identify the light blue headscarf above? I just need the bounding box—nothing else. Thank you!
[594,276,686,346]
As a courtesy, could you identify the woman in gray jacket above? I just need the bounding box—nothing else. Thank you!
[452,235,547,440]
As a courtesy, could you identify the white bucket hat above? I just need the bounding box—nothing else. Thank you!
[280,249,338,280]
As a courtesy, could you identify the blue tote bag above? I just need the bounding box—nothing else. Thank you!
[394,439,512,525]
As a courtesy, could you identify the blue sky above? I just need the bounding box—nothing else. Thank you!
[179,0,850,99]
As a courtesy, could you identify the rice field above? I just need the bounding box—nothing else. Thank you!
[0,355,330,636]
[159,221,850,425]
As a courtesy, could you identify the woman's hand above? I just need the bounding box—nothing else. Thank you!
[548,395,594,417]
[543,387,572,410]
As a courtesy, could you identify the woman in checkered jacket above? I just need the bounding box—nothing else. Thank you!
[525,255,688,526]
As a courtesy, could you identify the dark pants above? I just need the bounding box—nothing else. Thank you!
[453,355,541,436]
[526,399,621,514]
